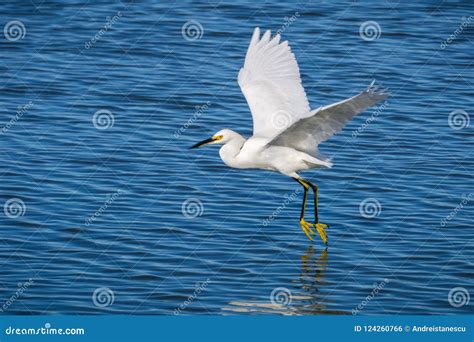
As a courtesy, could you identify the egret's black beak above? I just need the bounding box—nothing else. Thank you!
[190,137,215,149]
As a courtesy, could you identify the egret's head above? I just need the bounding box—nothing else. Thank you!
[190,129,236,149]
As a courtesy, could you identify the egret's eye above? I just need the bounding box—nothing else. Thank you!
[213,135,223,141]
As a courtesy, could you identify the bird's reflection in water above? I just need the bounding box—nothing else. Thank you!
[299,246,328,309]
[223,246,348,315]
[296,246,340,314]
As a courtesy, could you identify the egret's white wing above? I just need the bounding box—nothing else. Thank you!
[269,82,389,155]
[238,27,311,139]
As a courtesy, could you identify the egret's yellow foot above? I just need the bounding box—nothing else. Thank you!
[315,222,329,245]
[300,220,316,241]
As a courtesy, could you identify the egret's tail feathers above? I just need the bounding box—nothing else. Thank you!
[304,155,333,168]
[321,159,333,168]
[315,151,333,168]
[310,150,333,168]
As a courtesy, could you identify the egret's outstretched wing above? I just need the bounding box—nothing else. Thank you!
[269,82,389,155]
[238,27,311,139]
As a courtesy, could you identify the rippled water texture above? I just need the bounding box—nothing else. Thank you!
[0,0,473,315]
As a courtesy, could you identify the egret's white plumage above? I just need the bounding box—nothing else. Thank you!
[191,27,389,243]
[238,27,311,138]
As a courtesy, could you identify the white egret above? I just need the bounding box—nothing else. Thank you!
[191,27,388,244]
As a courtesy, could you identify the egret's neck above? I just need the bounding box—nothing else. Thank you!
[219,135,245,168]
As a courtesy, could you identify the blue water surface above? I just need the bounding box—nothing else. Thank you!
[0,0,473,315]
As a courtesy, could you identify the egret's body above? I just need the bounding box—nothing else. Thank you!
[219,133,330,174]
[192,27,389,244]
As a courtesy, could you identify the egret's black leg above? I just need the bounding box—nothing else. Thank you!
[293,178,316,241]
[295,178,308,220]
[305,180,328,245]
[306,181,319,223]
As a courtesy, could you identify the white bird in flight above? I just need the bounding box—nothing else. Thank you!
[191,27,388,244]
